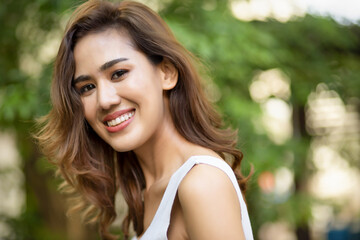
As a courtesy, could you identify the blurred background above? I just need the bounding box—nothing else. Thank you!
[1,0,359,239]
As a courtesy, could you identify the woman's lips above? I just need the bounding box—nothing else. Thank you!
[103,108,135,122]
[103,109,135,133]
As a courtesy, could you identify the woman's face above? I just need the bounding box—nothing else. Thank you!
[73,29,172,152]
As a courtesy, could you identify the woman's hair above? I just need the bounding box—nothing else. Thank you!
[36,0,248,239]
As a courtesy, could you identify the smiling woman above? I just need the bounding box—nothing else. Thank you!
[73,29,173,152]
[35,1,253,240]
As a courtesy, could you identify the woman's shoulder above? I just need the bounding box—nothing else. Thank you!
[176,156,245,239]
[178,157,237,199]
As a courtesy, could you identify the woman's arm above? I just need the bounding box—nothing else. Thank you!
[178,164,246,240]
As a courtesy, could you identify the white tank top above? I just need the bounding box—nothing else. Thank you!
[132,155,254,240]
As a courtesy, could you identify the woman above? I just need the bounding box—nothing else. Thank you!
[36,0,253,239]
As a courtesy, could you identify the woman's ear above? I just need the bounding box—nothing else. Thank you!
[159,58,178,90]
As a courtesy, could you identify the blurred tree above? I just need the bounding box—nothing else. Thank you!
[160,0,360,239]
[1,0,99,239]
[1,0,359,239]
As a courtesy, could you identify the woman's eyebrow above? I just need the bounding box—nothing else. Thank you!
[73,58,128,84]
[99,57,128,71]
[73,75,91,85]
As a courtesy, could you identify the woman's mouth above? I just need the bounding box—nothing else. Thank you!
[103,109,136,133]
[106,110,135,127]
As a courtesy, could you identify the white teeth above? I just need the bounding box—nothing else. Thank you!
[107,111,134,127]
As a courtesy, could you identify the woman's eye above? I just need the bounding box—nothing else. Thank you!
[111,70,128,80]
[79,84,96,94]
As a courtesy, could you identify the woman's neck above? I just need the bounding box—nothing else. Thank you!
[133,114,191,189]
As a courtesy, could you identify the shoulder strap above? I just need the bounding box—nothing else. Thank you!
[140,156,254,240]
[140,158,197,239]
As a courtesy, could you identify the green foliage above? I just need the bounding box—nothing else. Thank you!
[1,0,359,239]
[159,0,360,237]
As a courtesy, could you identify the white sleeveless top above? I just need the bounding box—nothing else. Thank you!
[132,155,254,240]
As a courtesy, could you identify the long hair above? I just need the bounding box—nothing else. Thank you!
[36,1,248,239]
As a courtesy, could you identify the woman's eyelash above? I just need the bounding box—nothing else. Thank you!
[112,70,128,80]
[79,84,96,94]
[76,70,128,95]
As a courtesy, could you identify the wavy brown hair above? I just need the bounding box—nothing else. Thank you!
[36,0,248,239]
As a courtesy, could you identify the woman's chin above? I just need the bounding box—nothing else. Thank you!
[109,140,141,153]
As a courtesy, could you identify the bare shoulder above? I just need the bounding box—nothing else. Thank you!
[178,163,238,207]
[179,163,234,195]
[178,163,245,240]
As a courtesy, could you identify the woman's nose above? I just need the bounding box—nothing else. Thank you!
[97,81,121,110]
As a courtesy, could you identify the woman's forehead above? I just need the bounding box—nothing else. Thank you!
[73,29,136,63]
